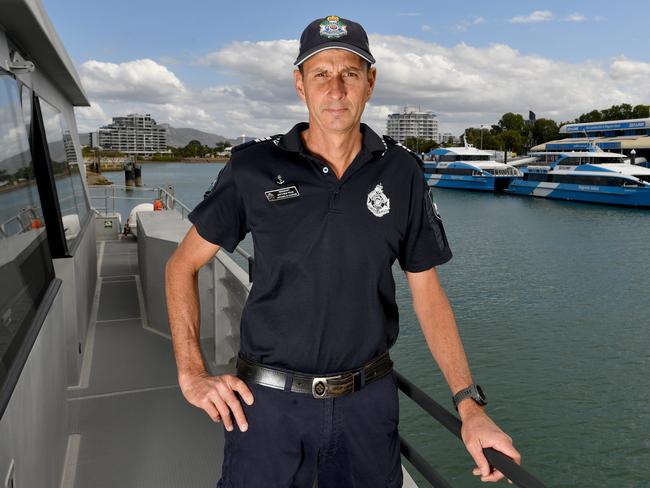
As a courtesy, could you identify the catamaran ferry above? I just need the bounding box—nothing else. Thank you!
[423,142,521,191]
[506,150,650,207]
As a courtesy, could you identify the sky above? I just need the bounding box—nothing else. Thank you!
[43,0,650,139]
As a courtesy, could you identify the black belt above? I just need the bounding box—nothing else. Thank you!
[236,351,393,399]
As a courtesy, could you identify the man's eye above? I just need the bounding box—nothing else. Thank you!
[315,72,327,78]
[344,71,359,78]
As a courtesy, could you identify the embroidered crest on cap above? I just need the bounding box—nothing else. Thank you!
[320,16,348,39]
[367,183,390,217]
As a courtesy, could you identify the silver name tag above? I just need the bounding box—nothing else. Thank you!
[265,186,300,202]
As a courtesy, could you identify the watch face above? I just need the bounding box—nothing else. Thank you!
[475,384,487,404]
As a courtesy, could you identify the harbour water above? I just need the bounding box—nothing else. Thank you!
[104,163,649,488]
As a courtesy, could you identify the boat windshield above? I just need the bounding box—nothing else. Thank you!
[635,175,650,184]
[437,155,490,162]
[559,156,625,165]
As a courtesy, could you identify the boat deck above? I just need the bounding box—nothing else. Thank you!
[66,238,229,488]
[64,236,417,487]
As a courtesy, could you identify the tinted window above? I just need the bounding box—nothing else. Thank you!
[38,97,89,247]
[0,71,54,386]
[438,167,475,176]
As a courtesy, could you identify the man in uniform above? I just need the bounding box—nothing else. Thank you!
[165,16,520,488]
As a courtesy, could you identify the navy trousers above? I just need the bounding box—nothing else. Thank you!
[216,370,402,488]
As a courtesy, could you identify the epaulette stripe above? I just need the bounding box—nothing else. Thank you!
[232,135,280,153]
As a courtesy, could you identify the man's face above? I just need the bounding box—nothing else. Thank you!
[294,49,376,133]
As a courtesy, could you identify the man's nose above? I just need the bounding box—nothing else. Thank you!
[327,75,346,99]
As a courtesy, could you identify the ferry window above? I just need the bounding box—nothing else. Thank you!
[527,173,549,182]
[37,97,89,248]
[0,72,55,390]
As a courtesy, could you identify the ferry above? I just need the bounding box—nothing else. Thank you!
[423,140,522,191]
[506,149,650,207]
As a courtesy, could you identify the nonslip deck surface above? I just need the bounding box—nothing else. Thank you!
[69,238,230,488]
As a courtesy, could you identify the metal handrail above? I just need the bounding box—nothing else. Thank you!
[88,184,193,220]
[394,370,547,488]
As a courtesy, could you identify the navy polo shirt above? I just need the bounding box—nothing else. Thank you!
[188,123,452,374]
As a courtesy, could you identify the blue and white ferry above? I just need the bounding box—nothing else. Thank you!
[424,142,521,191]
[506,149,650,207]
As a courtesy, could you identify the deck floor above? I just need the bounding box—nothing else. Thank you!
[67,238,230,488]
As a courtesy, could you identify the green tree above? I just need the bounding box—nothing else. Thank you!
[403,137,439,154]
[498,113,526,133]
[632,104,650,119]
[531,118,559,145]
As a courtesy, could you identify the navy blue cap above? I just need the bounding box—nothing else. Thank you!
[294,16,375,67]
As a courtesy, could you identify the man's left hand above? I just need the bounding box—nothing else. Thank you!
[459,403,521,483]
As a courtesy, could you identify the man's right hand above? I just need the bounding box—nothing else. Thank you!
[179,372,254,432]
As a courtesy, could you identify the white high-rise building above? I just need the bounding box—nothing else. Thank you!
[386,106,439,144]
[98,114,169,154]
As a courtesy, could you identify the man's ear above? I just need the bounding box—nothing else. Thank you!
[366,67,377,101]
[294,69,306,102]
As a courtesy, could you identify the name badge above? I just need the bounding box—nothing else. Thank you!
[265,185,300,202]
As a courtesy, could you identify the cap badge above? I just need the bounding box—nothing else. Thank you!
[367,183,390,217]
[320,16,348,39]
[276,174,285,184]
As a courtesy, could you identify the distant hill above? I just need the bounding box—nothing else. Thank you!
[158,124,235,148]
[79,125,255,148]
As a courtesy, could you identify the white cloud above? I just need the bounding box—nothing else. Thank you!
[79,59,186,103]
[421,24,432,32]
[509,10,554,24]
[74,37,650,138]
[398,12,420,17]
[75,102,110,132]
[564,13,586,22]
[452,16,486,32]
[610,56,650,80]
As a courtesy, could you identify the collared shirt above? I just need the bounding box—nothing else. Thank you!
[188,123,452,374]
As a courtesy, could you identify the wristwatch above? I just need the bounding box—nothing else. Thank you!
[452,384,487,411]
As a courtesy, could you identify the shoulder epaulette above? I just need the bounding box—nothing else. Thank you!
[382,135,424,169]
[232,134,283,153]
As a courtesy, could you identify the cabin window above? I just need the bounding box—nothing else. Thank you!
[437,168,475,176]
[526,173,549,182]
[36,97,90,249]
[0,70,55,391]
[551,174,626,186]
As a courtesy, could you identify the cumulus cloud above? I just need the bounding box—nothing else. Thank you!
[79,59,186,103]
[509,11,554,24]
[75,37,650,138]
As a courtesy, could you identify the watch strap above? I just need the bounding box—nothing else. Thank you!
[452,384,487,410]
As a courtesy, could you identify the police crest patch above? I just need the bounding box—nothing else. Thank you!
[320,16,348,39]
[367,183,390,217]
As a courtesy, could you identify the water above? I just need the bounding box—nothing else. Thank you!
[103,163,650,487]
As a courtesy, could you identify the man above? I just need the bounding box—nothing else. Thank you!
[165,15,520,487]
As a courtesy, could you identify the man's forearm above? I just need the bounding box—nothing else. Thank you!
[413,285,483,417]
[165,257,207,381]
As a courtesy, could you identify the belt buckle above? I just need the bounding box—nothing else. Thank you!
[311,375,340,398]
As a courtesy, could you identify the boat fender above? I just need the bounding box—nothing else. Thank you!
[153,199,163,211]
